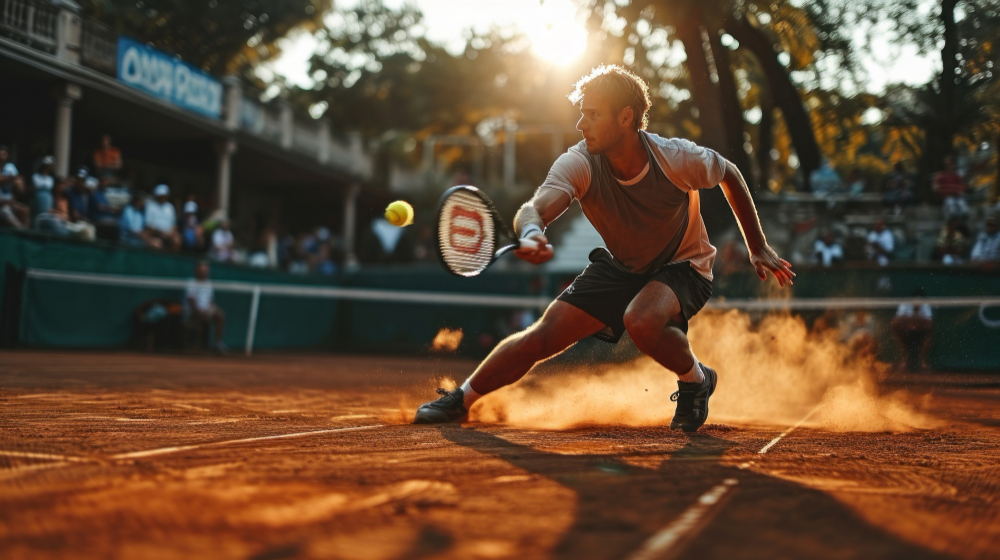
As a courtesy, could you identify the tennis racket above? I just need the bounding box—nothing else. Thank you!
[435,185,550,277]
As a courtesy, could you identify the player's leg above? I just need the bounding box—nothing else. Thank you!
[623,271,716,432]
[413,300,605,424]
[468,300,606,393]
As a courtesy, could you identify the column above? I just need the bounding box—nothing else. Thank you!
[317,120,330,164]
[215,139,237,218]
[222,75,243,131]
[503,122,517,189]
[342,183,360,267]
[278,101,293,150]
[53,83,82,178]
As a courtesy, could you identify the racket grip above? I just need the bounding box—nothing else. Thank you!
[517,238,540,251]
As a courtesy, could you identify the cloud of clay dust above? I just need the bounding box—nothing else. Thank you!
[431,328,463,352]
[470,311,939,432]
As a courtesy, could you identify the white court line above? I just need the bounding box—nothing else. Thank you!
[0,450,92,463]
[626,479,739,560]
[758,405,822,455]
[112,424,386,460]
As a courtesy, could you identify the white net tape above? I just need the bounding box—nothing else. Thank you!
[438,190,496,277]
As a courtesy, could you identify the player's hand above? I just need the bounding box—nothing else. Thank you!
[750,245,795,287]
[514,234,554,265]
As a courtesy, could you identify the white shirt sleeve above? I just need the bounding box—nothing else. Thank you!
[539,145,591,201]
[652,136,728,192]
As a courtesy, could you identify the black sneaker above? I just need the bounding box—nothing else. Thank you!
[413,387,468,424]
[669,364,718,433]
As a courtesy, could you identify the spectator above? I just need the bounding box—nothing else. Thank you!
[0,146,29,228]
[314,244,337,275]
[809,160,843,195]
[144,184,180,250]
[865,219,894,266]
[93,134,123,178]
[891,289,933,371]
[933,218,969,265]
[933,156,970,219]
[180,200,204,251]
[0,145,18,189]
[812,231,843,267]
[970,216,1000,265]
[35,179,95,240]
[209,218,235,262]
[84,174,118,241]
[31,156,56,215]
[184,261,226,353]
[845,168,865,195]
[882,162,915,208]
[67,167,93,224]
[119,195,160,248]
[841,309,876,356]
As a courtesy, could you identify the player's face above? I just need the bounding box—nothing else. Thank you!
[576,92,627,154]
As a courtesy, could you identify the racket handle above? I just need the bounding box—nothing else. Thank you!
[517,237,540,251]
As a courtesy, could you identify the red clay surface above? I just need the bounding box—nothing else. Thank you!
[1,351,998,560]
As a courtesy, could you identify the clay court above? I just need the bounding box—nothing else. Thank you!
[1,348,998,560]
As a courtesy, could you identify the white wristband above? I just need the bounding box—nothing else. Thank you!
[519,224,543,239]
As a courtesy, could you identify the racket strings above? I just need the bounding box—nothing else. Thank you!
[438,190,496,277]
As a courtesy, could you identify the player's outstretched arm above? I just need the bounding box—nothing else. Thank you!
[718,161,796,287]
[511,188,570,265]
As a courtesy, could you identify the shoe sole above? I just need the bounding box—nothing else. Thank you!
[670,365,718,433]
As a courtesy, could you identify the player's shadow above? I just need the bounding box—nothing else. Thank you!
[434,426,949,560]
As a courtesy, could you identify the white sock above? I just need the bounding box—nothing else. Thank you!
[460,379,482,409]
[677,360,705,384]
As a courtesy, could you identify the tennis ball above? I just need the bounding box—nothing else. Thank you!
[385,200,414,227]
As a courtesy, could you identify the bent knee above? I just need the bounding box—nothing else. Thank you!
[623,310,662,349]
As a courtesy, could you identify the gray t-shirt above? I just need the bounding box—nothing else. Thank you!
[540,131,728,278]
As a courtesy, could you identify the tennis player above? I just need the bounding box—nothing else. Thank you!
[415,65,794,431]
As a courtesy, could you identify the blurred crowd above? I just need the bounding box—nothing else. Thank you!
[762,155,1000,269]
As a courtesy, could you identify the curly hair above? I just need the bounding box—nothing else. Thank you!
[568,65,651,131]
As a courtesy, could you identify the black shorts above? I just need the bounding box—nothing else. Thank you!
[557,248,713,343]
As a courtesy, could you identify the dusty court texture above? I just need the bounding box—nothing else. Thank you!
[1,341,999,559]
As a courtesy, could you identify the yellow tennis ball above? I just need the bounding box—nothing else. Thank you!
[385,200,414,227]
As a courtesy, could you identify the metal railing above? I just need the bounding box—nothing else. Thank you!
[80,17,115,75]
[0,0,57,52]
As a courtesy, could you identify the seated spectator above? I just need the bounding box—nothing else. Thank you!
[145,184,180,250]
[67,167,94,222]
[865,219,894,266]
[0,147,29,228]
[933,156,970,219]
[119,195,160,248]
[891,289,933,371]
[812,231,843,267]
[35,179,96,240]
[970,216,1000,265]
[209,219,235,262]
[841,309,876,356]
[31,156,56,216]
[809,160,843,195]
[882,162,915,208]
[93,134,123,179]
[85,175,119,240]
[180,200,204,251]
[314,244,337,275]
[845,168,865,195]
[184,261,226,353]
[933,218,969,265]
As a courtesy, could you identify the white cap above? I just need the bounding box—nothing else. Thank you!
[42,155,55,165]
[153,184,170,196]
[85,177,99,190]
[183,200,198,214]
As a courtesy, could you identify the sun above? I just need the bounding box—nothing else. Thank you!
[522,0,587,65]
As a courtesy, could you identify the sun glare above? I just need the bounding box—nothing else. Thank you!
[522,0,587,65]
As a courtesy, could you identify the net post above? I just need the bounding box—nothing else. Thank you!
[245,286,261,356]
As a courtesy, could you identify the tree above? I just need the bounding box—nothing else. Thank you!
[81,0,330,76]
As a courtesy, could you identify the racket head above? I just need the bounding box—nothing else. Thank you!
[435,185,502,277]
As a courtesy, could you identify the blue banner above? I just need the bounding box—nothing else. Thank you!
[116,37,222,119]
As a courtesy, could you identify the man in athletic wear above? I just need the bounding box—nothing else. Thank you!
[414,65,794,432]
